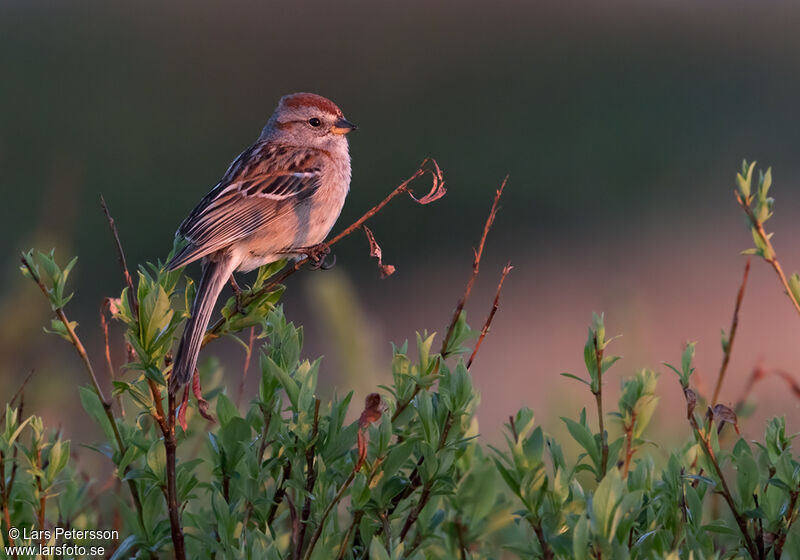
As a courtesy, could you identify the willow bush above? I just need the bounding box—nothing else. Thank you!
[3,161,800,559]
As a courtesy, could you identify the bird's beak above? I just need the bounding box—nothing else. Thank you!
[331,117,357,135]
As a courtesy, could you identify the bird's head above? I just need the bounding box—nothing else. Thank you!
[261,92,357,149]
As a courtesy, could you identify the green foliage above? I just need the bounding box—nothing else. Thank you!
[737,160,775,260]
[664,340,696,389]
[10,160,800,558]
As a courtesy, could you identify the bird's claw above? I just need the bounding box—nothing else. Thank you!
[304,244,336,270]
[229,275,246,315]
[318,253,336,270]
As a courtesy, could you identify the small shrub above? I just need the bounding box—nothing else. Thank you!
[4,161,800,559]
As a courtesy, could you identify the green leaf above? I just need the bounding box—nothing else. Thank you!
[442,311,477,357]
[4,413,33,449]
[46,439,70,484]
[562,416,600,471]
[736,160,756,199]
[43,318,78,342]
[253,259,288,289]
[492,456,520,496]
[262,355,299,409]
[561,372,590,386]
[681,342,696,379]
[216,394,240,425]
[789,273,800,307]
[416,331,436,374]
[146,440,167,484]
[219,417,252,468]
[368,536,391,560]
[351,471,371,509]
[78,387,118,455]
[572,513,589,560]
[734,442,759,508]
[592,467,624,541]
[110,535,145,560]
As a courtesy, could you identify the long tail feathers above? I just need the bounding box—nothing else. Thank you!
[170,257,235,393]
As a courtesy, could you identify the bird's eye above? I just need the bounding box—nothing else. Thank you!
[308,118,321,127]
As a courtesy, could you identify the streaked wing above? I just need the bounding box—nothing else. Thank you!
[168,142,324,269]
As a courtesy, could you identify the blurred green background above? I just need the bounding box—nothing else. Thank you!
[4,0,800,442]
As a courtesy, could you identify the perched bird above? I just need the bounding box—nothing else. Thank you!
[166,92,356,392]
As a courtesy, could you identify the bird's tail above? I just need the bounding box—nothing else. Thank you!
[170,256,235,393]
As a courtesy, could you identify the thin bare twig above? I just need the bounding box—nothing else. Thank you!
[100,195,139,317]
[336,402,389,558]
[0,371,35,429]
[529,519,554,560]
[22,259,109,405]
[266,461,292,528]
[7,392,23,510]
[509,415,518,443]
[302,394,383,560]
[455,519,470,560]
[441,177,507,358]
[593,333,608,479]
[23,266,151,543]
[467,263,512,369]
[237,326,257,407]
[0,453,14,557]
[99,200,186,558]
[736,191,800,316]
[0,379,31,559]
[34,438,45,547]
[735,365,800,414]
[774,488,800,558]
[22,253,149,537]
[242,405,273,537]
[399,411,456,541]
[327,158,445,247]
[377,179,510,549]
[101,299,125,417]
[141,361,186,558]
[203,159,445,346]
[165,391,186,559]
[336,511,363,560]
[392,177,507,423]
[621,411,637,480]
[712,259,750,405]
[682,386,760,559]
[146,379,168,433]
[294,399,321,560]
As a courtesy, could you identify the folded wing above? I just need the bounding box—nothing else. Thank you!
[167,142,324,270]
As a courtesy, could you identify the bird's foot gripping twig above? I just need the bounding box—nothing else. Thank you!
[301,243,336,270]
[229,274,246,314]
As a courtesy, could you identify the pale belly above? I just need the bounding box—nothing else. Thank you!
[233,182,348,273]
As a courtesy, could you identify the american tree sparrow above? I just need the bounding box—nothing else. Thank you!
[167,92,356,391]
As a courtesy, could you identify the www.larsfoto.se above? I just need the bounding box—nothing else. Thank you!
[5,544,107,556]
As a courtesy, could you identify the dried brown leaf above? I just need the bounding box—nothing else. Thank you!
[408,158,446,205]
[107,297,122,317]
[355,393,383,471]
[179,369,215,430]
[193,370,215,423]
[711,403,740,434]
[362,226,395,279]
[359,393,383,428]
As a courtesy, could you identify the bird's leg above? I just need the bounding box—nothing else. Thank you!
[301,243,336,270]
[229,274,246,314]
[319,253,336,270]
